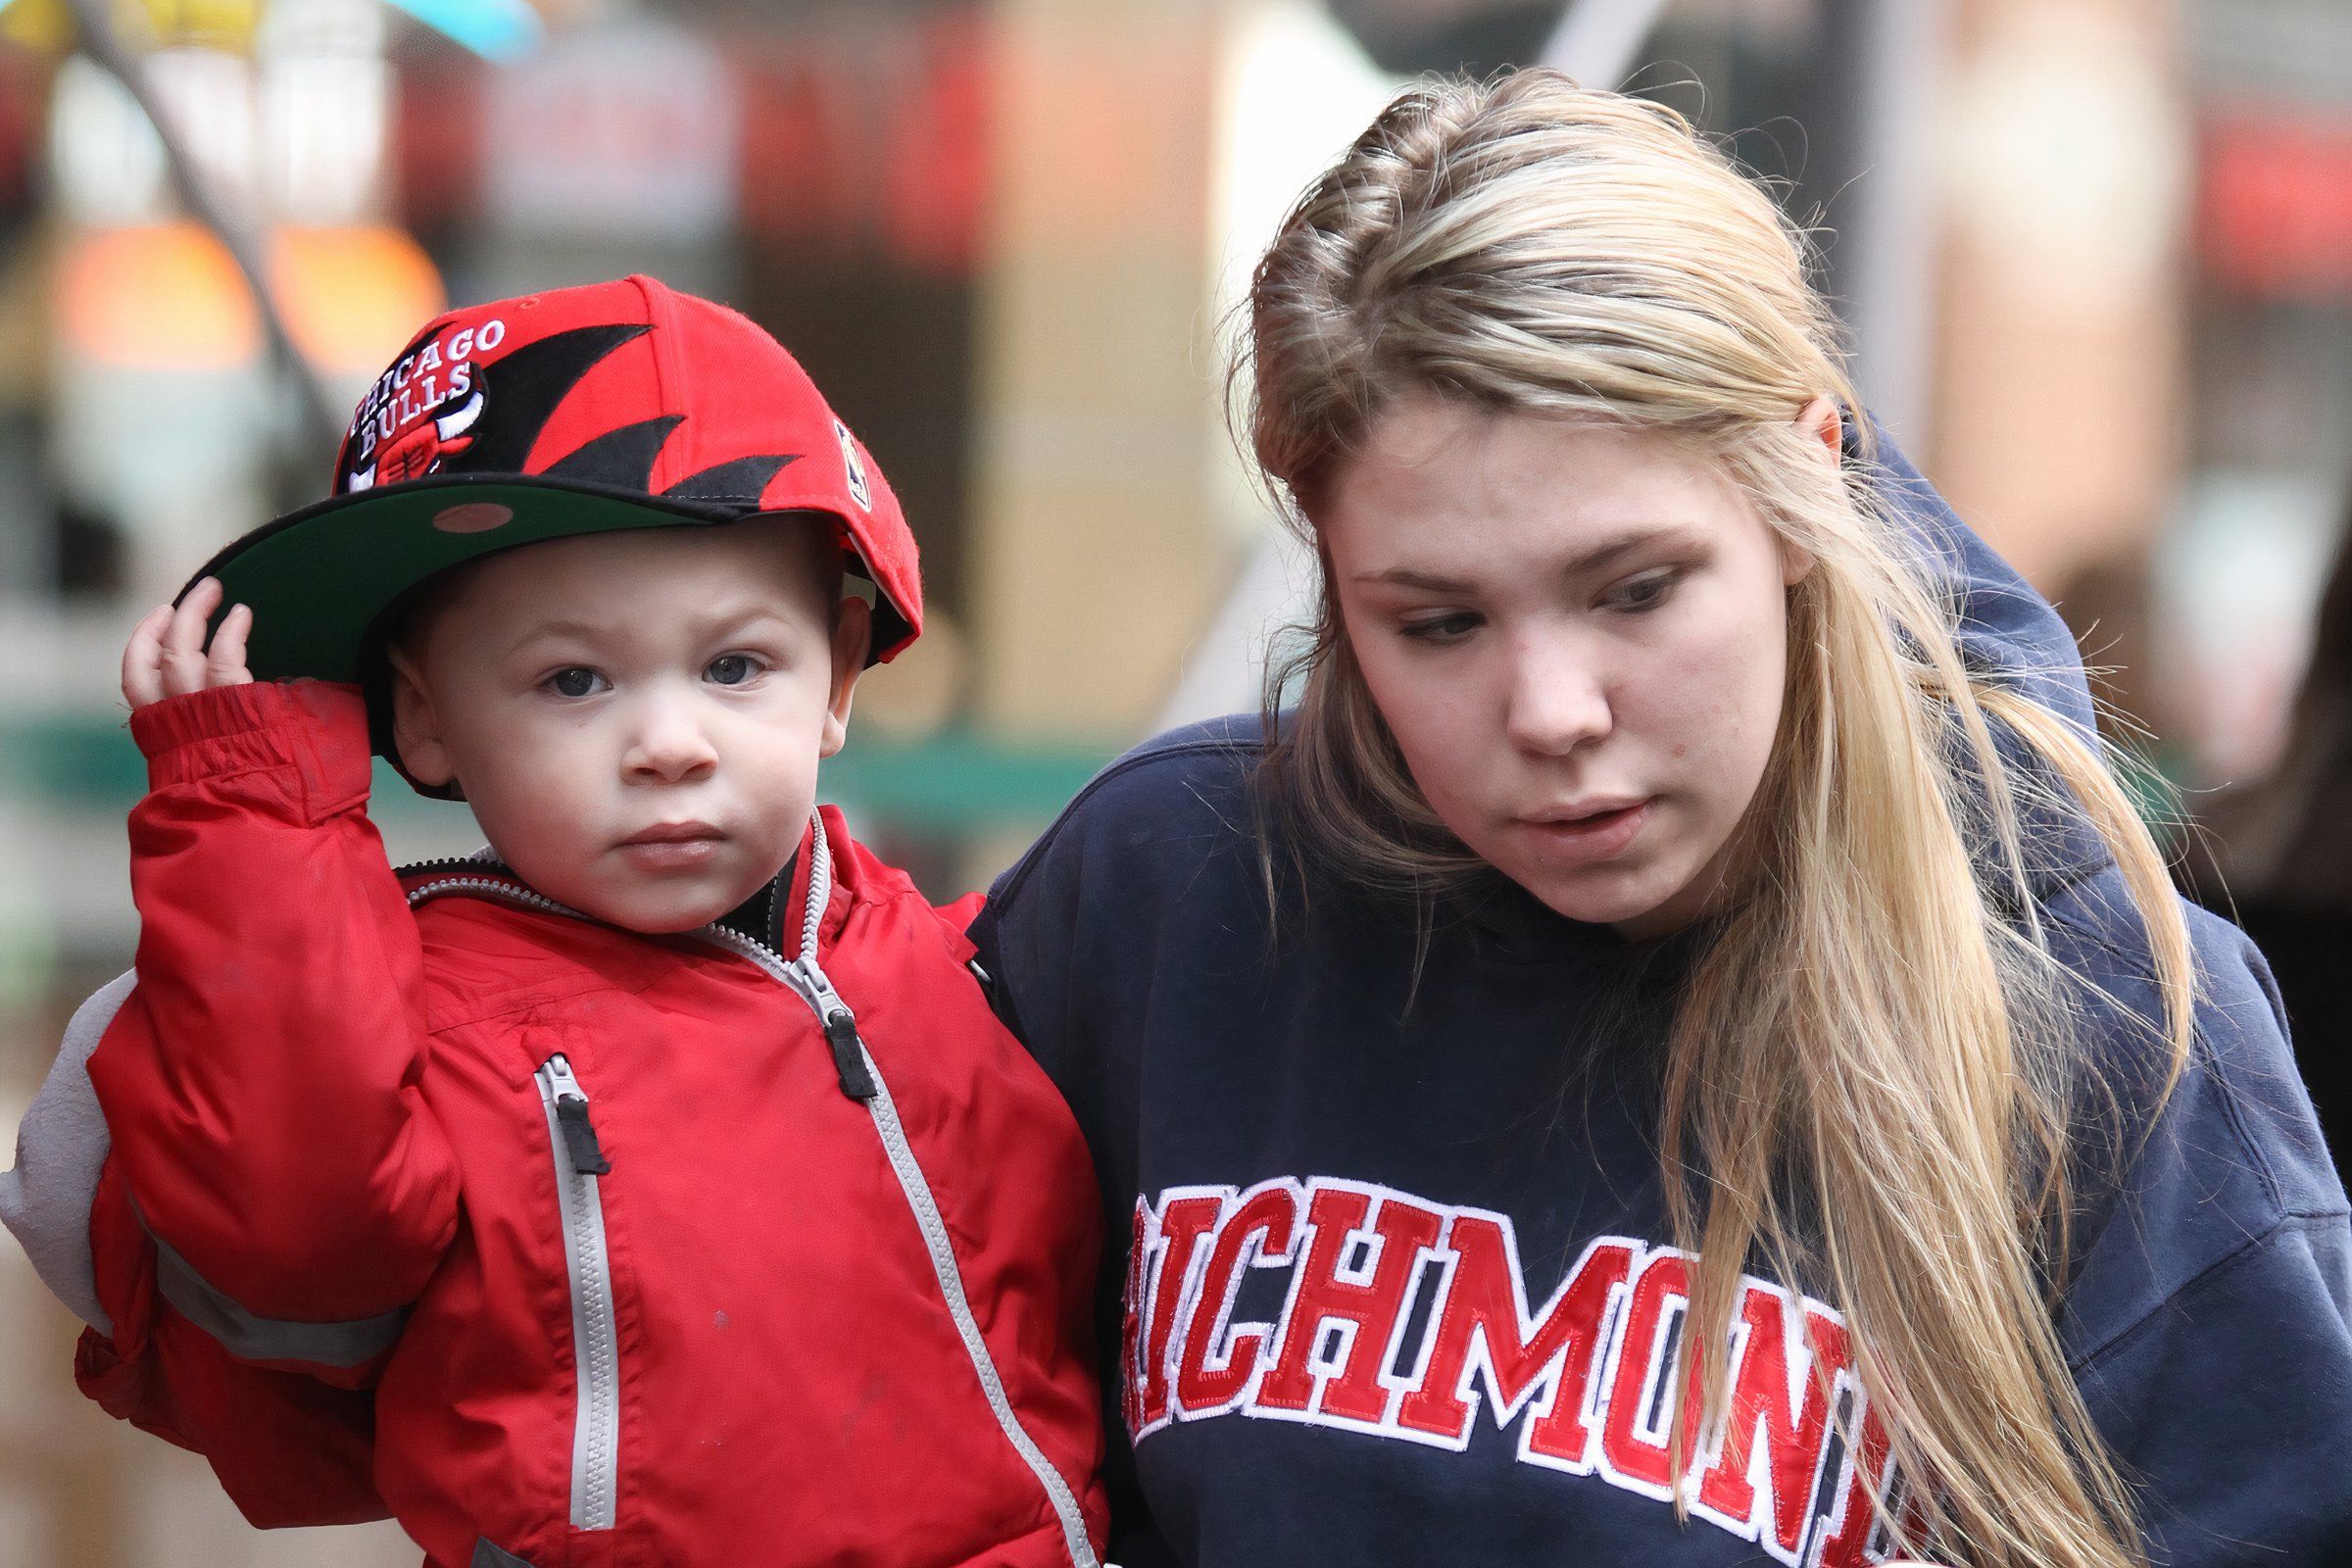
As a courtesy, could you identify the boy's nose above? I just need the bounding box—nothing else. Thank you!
[622,705,719,784]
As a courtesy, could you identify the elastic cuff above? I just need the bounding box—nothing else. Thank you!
[132,681,373,811]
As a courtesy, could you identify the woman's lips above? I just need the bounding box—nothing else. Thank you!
[1513,799,1653,864]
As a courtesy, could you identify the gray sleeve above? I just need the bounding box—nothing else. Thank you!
[0,968,133,1335]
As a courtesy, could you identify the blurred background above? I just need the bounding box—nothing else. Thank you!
[0,0,2343,1561]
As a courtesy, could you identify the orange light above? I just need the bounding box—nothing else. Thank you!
[58,221,261,368]
[58,221,444,373]
[270,225,444,375]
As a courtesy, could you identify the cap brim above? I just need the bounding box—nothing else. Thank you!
[185,474,848,684]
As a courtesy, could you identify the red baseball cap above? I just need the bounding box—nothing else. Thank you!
[179,274,923,784]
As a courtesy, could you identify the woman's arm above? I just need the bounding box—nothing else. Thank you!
[2052,888,2352,1563]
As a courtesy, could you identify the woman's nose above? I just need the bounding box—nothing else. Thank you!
[622,700,719,784]
[1502,632,1612,758]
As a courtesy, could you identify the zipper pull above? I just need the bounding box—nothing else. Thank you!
[821,1008,876,1102]
[557,1099,612,1175]
[799,963,877,1102]
[539,1054,612,1175]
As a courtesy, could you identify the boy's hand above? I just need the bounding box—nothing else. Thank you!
[122,576,254,711]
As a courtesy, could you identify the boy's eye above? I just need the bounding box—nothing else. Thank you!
[707,654,761,686]
[547,667,606,699]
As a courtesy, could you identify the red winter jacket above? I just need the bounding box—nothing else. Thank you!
[78,680,1107,1568]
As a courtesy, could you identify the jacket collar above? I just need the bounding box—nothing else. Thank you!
[715,847,803,956]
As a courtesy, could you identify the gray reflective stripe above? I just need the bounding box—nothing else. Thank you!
[150,1233,404,1367]
[853,1034,1102,1568]
[706,810,1100,1568]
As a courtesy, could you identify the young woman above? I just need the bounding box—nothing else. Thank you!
[970,74,2352,1568]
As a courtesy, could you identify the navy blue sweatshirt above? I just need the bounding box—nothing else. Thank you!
[970,442,2352,1567]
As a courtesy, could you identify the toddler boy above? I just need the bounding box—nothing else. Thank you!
[31,276,1103,1568]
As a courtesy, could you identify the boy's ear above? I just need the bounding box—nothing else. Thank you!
[819,596,872,760]
[386,648,459,789]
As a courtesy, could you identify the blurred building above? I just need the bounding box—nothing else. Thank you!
[0,1,2342,1562]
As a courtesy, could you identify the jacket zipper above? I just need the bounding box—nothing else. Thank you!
[696,885,1101,1566]
[407,877,622,1533]
[408,837,1100,1566]
[533,1053,621,1532]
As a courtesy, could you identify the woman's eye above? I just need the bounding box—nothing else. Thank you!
[1399,612,1481,644]
[1603,568,1680,613]
[547,667,606,699]
[707,654,762,686]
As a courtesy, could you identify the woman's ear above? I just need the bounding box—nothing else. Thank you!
[1778,396,1843,587]
[386,648,459,789]
[1795,395,1843,461]
[820,595,873,760]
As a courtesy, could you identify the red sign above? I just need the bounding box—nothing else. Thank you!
[737,11,991,277]
[390,11,991,278]
[2200,107,2352,300]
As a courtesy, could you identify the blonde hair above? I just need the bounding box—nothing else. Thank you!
[1240,72,2195,1568]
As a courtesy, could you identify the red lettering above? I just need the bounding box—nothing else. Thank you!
[1256,1185,1444,1423]
[1813,1401,1897,1567]
[1599,1250,1701,1492]
[1129,1193,1223,1430]
[1171,1184,1298,1417]
[1697,1291,1849,1555]
[1398,1223,1635,1467]
[1119,1179,1903,1565]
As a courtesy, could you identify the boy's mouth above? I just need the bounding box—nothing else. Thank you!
[617,821,726,873]
[620,820,724,846]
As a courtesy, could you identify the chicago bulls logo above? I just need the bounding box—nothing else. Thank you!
[332,317,799,503]
[346,376,483,492]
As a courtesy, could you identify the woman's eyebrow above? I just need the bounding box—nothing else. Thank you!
[1557,526,1690,578]
[1352,565,1476,592]
[1353,524,1698,592]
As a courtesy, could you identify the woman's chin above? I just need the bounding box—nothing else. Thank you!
[1500,854,1705,939]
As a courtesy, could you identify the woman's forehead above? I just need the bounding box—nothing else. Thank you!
[1321,396,1754,574]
